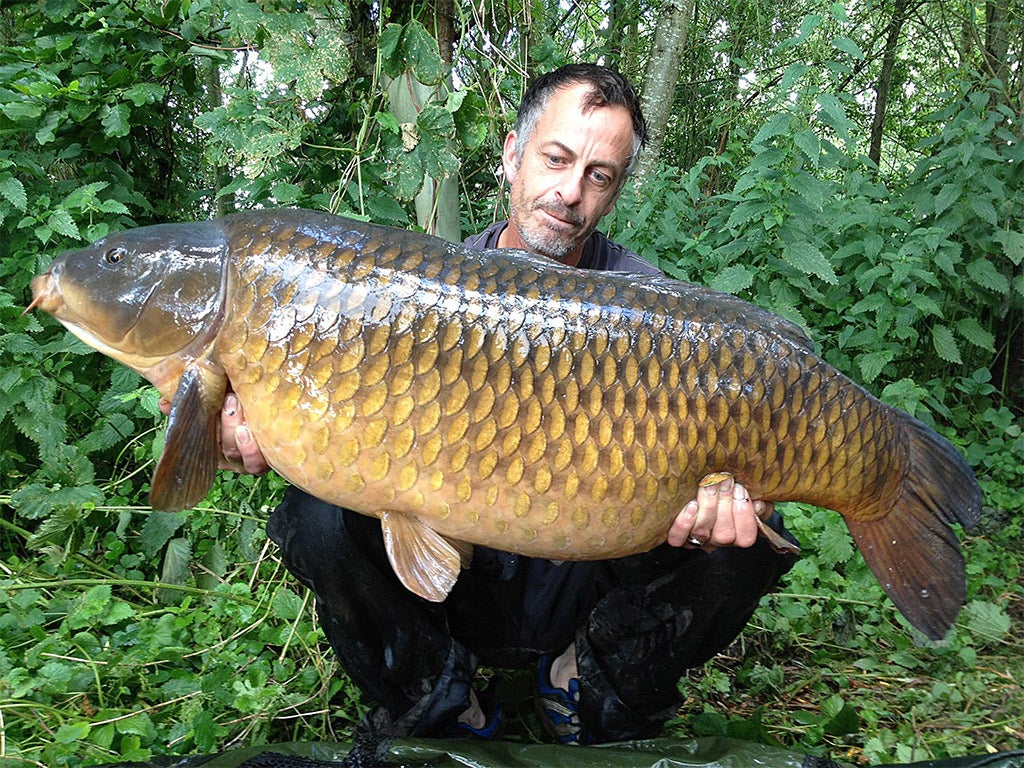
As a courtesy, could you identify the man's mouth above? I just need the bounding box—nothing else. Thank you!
[535,203,583,229]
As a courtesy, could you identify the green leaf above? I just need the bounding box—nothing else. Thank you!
[967,195,998,226]
[56,721,91,744]
[782,241,838,283]
[46,208,80,239]
[931,323,962,364]
[966,257,1009,294]
[159,537,192,603]
[123,83,165,107]
[908,292,941,317]
[962,600,1011,641]
[955,317,995,351]
[0,100,45,122]
[793,130,821,166]
[139,510,186,557]
[709,264,754,294]
[856,349,894,382]
[68,585,114,629]
[831,35,864,59]
[271,181,303,204]
[815,94,853,141]
[993,229,1024,266]
[10,482,104,521]
[934,183,960,215]
[272,588,305,621]
[101,103,131,137]
[752,113,792,145]
[380,20,443,85]
[724,200,771,232]
[816,519,854,563]
[0,175,28,210]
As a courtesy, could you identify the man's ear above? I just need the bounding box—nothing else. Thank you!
[501,131,520,183]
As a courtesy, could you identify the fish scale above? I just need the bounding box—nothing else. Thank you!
[29,207,981,639]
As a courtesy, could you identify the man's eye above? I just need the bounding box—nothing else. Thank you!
[589,170,611,187]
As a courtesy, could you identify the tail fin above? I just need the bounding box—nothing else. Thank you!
[845,414,982,640]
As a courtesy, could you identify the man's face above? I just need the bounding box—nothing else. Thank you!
[502,83,635,265]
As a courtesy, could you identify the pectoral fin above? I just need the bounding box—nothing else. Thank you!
[150,362,227,512]
[380,510,468,602]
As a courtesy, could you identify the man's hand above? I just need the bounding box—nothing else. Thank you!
[158,393,270,475]
[667,475,773,550]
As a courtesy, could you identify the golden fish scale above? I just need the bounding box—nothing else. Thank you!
[215,219,901,559]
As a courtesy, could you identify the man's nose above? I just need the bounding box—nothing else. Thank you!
[555,170,584,206]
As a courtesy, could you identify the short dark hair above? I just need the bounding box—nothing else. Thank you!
[513,64,648,175]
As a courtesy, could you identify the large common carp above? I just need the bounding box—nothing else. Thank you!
[29,208,981,639]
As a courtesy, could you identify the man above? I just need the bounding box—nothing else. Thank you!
[217,64,797,745]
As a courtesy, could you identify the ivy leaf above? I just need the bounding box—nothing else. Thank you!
[931,323,962,364]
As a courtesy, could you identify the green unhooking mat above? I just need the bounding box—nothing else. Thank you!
[98,736,1024,768]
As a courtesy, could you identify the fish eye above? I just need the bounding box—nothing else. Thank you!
[105,247,127,264]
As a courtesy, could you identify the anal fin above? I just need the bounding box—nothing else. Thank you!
[380,510,467,602]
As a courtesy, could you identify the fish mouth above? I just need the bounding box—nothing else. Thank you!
[25,273,65,316]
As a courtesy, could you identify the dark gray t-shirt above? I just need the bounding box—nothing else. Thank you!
[463,221,662,277]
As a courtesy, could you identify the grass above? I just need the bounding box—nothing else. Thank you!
[0,489,1021,766]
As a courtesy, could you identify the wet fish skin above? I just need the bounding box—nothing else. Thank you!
[30,208,982,639]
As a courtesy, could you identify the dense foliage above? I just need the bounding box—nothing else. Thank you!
[0,0,1020,765]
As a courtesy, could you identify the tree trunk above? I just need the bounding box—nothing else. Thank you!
[637,0,694,179]
[984,0,1010,86]
[868,0,911,173]
[207,61,234,217]
[387,71,462,241]
[385,0,461,241]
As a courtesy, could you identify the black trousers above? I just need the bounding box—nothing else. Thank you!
[267,486,798,742]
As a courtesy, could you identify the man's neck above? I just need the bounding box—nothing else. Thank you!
[497,221,585,267]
